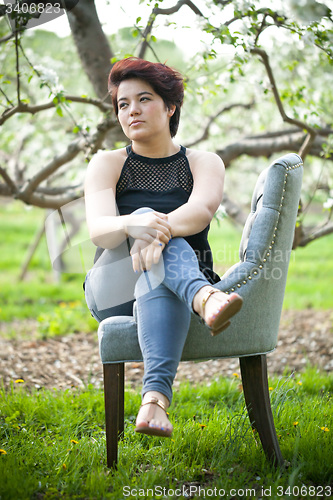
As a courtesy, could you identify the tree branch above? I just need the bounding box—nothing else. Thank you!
[26,189,84,209]
[216,129,332,167]
[153,0,204,17]
[35,185,82,195]
[222,192,247,226]
[17,140,85,201]
[0,165,16,194]
[251,47,320,162]
[13,114,116,204]
[251,48,318,136]
[185,101,255,148]
[15,32,21,104]
[298,222,333,247]
[138,0,204,59]
[0,94,112,126]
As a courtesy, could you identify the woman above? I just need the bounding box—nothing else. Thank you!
[84,57,243,438]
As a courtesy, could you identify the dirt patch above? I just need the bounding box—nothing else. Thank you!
[1,310,332,392]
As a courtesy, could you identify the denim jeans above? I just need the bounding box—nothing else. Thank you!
[84,208,218,403]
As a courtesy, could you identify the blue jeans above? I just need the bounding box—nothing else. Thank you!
[84,209,218,403]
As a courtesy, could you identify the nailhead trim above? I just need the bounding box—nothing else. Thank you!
[225,160,303,293]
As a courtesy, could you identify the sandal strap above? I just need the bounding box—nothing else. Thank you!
[140,397,167,412]
[201,288,220,313]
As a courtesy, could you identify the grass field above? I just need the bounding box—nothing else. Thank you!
[0,368,332,499]
[0,203,332,498]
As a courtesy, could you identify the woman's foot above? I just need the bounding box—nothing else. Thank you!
[135,391,173,437]
[193,286,243,336]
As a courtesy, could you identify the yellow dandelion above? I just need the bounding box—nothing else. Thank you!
[293,421,299,427]
[269,387,273,391]
[297,381,302,386]
[14,379,24,384]
[62,463,67,470]
[199,424,206,429]
[70,439,79,444]
[233,373,239,378]
[320,427,329,432]
[0,449,7,455]
[59,302,67,308]
[69,301,80,308]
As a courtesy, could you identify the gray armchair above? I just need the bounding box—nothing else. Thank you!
[98,153,303,468]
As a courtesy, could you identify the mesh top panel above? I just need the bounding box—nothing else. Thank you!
[116,149,193,196]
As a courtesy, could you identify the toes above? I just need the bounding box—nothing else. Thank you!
[149,418,172,432]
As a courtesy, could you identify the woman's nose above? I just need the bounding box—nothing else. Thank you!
[129,102,140,115]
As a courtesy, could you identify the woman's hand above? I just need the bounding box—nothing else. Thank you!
[131,238,166,272]
[125,211,171,246]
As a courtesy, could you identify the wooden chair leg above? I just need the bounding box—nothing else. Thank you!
[118,363,125,437]
[239,354,284,467]
[103,362,125,468]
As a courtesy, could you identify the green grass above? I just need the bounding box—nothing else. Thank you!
[0,203,332,498]
[0,367,332,499]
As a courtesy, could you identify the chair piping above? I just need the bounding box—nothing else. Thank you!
[224,160,303,295]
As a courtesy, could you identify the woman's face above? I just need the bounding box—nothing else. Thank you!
[116,78,175,142]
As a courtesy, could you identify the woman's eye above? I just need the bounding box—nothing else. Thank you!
[119,103,128,109]
[140,97,150,102]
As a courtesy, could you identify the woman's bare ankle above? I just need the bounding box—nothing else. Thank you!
[142,391,170,408]
[136,391,172,433]
[193,286,230,324]
[192,286,212,317]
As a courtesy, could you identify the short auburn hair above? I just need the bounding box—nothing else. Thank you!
[108,57,184,138]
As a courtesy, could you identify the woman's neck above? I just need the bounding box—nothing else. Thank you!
[131,137,179,158]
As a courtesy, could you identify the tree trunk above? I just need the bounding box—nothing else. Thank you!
[66,0,114,101]
[66,1,127,146]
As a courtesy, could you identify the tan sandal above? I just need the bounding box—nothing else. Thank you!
[135,397,172,438]
[202,289,243,336]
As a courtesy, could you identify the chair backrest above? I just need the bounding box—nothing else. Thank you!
[98,153,303,365]
[180,153,303,360]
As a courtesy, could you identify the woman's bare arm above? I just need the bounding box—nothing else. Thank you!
[85,150,171,250]
[167,149,225,237]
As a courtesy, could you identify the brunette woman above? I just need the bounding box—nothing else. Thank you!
[84,57,243,438]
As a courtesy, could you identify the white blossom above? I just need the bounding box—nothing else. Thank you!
[323,198,333,210]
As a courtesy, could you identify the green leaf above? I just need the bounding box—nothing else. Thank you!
[55,106,63,117]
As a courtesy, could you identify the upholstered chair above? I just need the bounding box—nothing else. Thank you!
[97,153,303,468]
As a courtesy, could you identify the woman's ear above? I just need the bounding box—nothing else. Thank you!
[167,105,176,117]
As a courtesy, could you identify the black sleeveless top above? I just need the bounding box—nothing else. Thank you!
[96,145,220,284]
